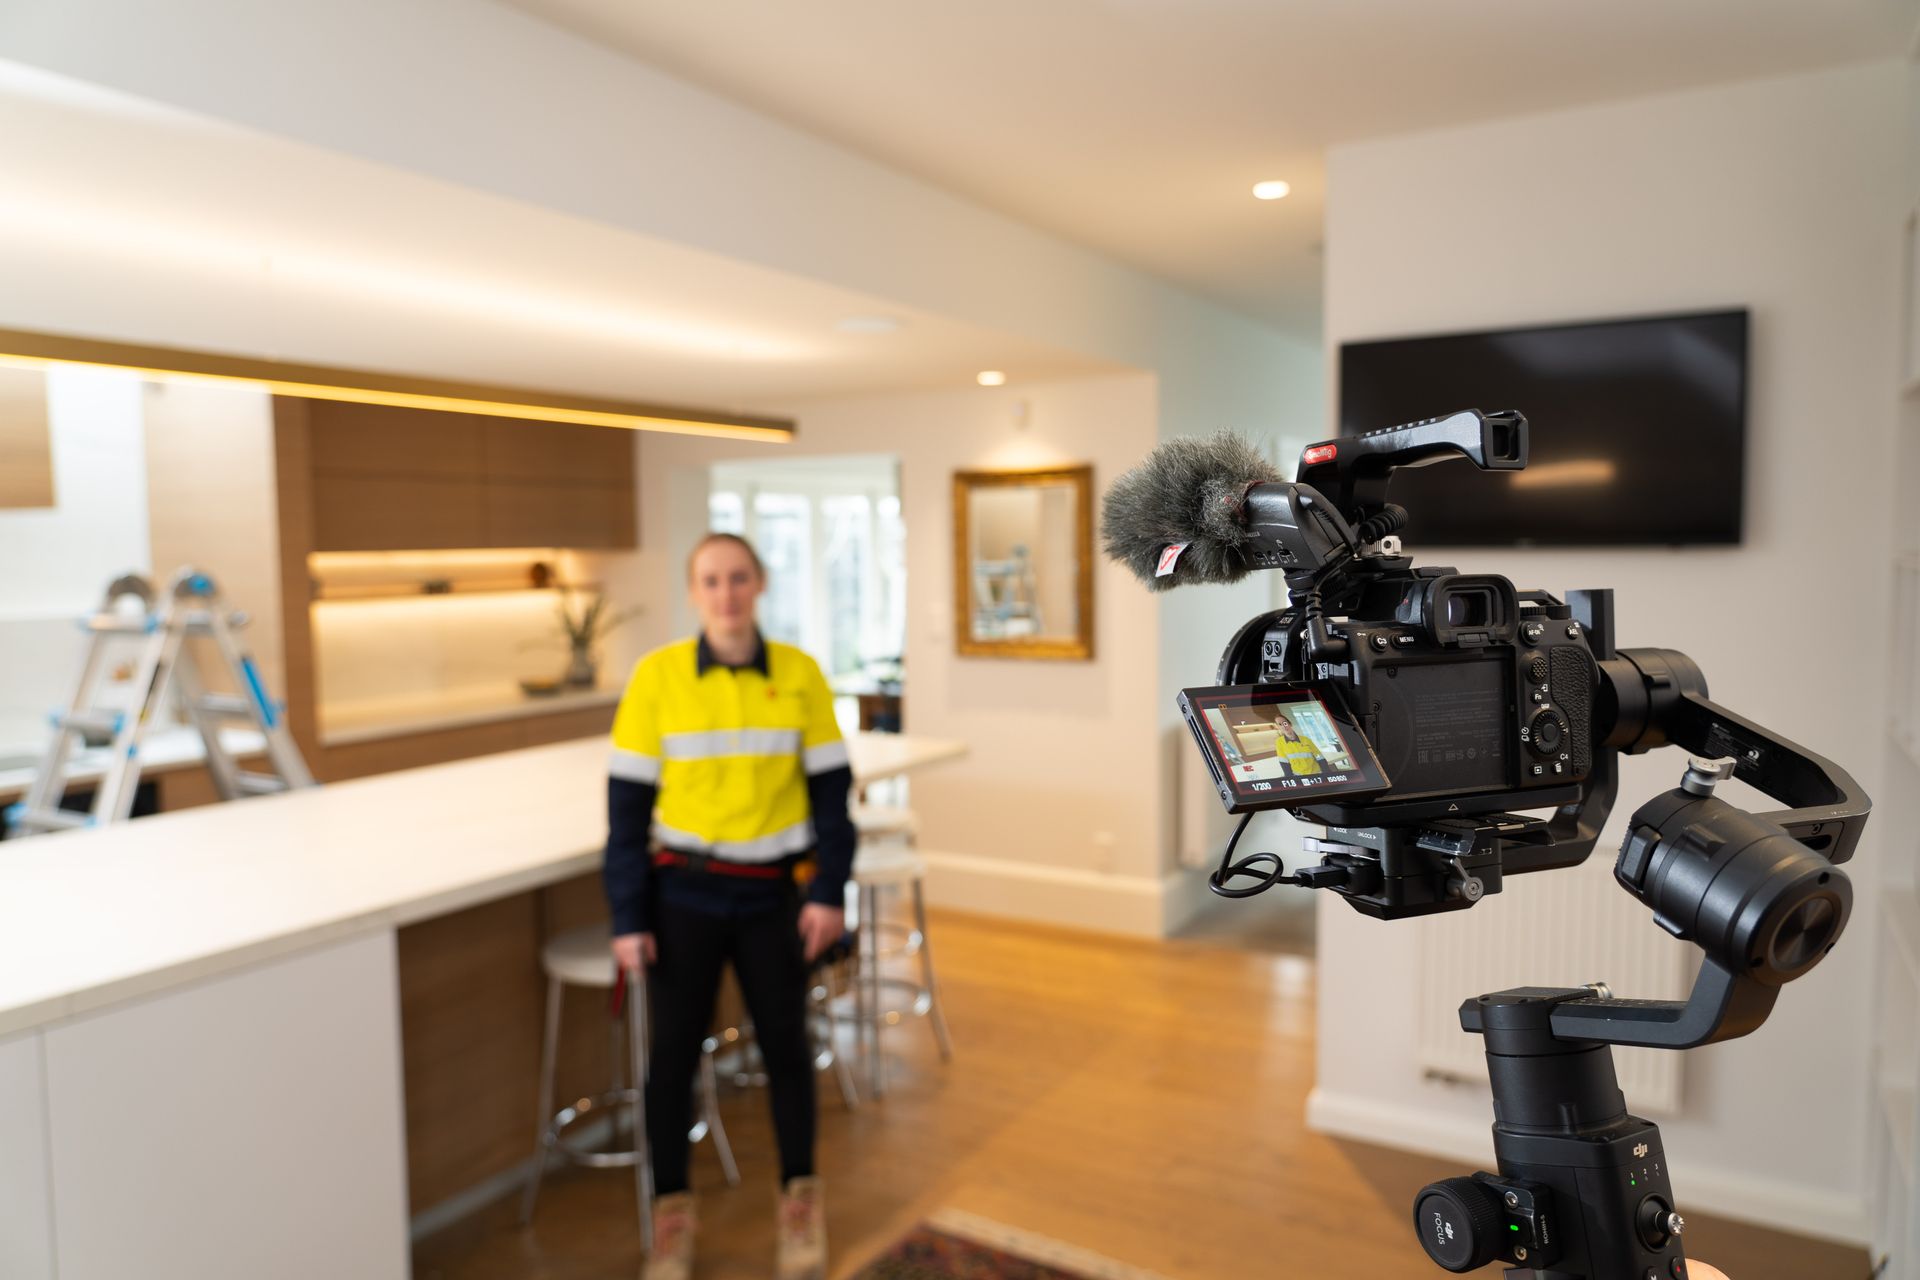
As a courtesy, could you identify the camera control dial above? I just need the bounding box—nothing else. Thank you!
[1527,709,1567,758]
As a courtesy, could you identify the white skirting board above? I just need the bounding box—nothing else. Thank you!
[918,849,1214,938]
[1305,1086,1871,1248]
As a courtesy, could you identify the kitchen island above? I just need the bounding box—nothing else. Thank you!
[0,731,964,1280]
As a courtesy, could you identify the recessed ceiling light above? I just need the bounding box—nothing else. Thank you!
[976,370,1007,387]
[835,315,904,335]
[1252,180,1292,201]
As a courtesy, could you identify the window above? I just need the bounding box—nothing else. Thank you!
[707,490,745,535]
[752,492,811,650]
[707,456,903,678]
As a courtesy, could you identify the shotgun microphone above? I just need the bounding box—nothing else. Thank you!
[1099,432,1284,591]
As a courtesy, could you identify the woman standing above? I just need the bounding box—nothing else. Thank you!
[1271,713,1328,778]
[603,532,854,1280]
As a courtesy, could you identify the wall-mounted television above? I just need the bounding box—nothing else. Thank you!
[1337,309,1748,546]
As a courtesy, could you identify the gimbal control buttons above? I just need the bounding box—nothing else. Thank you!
[1635,1195,1678,1249]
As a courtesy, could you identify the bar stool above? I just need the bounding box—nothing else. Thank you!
[521,925,739,1244]
[709,962,862,1111]
[842,806,953,1096]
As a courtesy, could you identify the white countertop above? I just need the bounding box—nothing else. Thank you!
[0,726,270,805]
[0,731,964,1038]
[318,683,623,746]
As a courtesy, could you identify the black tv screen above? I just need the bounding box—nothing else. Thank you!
[1337,309,1747,546]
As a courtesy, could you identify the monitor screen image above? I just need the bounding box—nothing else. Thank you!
[1180,684,1390,809]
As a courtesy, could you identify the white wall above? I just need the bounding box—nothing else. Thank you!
[1310,60,1906,1241]
[0,366,148,745]
[141,380,285,710]
[0,372,292,751]
[587,373,1175,934]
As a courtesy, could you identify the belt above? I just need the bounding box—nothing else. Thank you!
[652,849,789,880]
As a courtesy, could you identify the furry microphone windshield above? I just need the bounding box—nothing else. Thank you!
[1101,432,1282,591]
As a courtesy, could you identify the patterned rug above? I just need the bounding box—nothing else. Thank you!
[854,1209,1175,1280]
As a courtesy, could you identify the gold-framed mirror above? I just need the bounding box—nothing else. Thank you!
[953,464,1094,660]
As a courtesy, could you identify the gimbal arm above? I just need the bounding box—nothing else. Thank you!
[1603,647,1869,864]
[1535,648,1871,1051]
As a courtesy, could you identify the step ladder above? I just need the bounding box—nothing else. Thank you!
[6,569,315,837]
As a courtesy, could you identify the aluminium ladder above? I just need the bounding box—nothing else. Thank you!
[6,569,314,837]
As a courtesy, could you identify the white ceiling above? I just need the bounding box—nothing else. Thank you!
[498,0,1917,337]
[0,63,1124,409]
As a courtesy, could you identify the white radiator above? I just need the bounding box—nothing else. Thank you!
[1413,853,1692,1115]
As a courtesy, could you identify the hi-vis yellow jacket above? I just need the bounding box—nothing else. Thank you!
[1275,735,1325,777]
[602,632,855,935]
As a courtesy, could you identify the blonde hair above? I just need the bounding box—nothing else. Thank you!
[686,532,766,583]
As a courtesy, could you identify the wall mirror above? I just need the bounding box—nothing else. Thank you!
[953,464,1094,660]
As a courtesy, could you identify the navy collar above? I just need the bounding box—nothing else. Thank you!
[696,630,770,677]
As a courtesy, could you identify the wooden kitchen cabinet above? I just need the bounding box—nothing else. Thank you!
[482,480,633,549]
[306,401,484,479]
[311,474,488,551]
[480,419,632,485]
[301,400,636,552]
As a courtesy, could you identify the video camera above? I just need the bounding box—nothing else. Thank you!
[1104,411,1871,1276]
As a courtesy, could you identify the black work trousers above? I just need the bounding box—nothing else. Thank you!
[645,889,815,1194]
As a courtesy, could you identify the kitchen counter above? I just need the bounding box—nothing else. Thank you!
[0,729,965,1279]
[0,730,965,1037]
[317,682,623,747]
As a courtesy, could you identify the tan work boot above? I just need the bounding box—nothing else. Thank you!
[775,1176,827,1280]
[644,1191,696,1280]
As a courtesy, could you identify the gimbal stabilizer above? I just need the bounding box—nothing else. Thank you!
[1111,410,1872,1276]
[1219,583,1868,1278]
[1438,609,1857,1276]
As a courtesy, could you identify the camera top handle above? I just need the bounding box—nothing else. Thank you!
[1294,407,1529,521]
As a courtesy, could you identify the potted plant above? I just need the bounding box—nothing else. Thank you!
[556,589,640,688]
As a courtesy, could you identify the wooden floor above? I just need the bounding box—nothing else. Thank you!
[414,907,1870,1280]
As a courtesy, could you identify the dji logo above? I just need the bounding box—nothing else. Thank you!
[1634,1144,1649,1159]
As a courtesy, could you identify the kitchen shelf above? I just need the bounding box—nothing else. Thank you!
[318,682,622,747]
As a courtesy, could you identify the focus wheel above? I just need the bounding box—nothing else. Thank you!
[1412,1177,1505,1272]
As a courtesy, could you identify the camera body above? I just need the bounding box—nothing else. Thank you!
[1237,565,1600,825]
